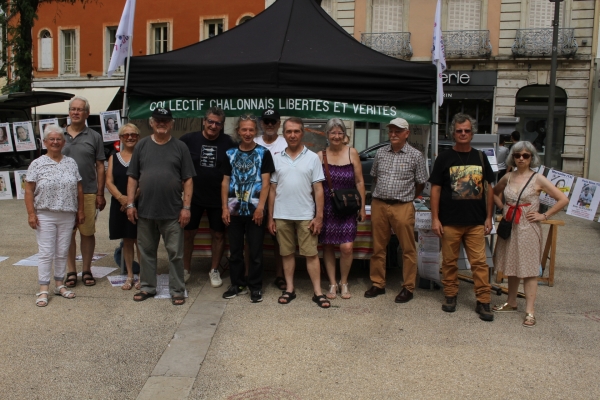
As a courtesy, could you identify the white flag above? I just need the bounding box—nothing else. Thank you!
[107,0,136,77]
[431,0,446,106]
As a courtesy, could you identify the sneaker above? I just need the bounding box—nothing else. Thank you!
[442,296,457,313]
[223,285,240,299]
[475,301,494,321]
[237,286,248,295]
[250,290,263,303]
[184,270,191,283]
[209,269,222,288]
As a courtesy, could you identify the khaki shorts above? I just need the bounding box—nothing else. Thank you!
[275,219,318,257]
[74,193,97,236]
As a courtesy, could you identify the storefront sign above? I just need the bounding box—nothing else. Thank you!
[442,70,497,86]
[128,96,432,125]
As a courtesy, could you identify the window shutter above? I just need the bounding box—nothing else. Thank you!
[372,0,403,33]
[41,33,52,69]
[447,0,481,31]
[528,0,563,28]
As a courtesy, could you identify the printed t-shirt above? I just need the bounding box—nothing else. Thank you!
[271,146,325,220]
[180,131,235,207]
[254,135,287,157]
[127,136,196,220]
[26,155,81,213]
[222,144,275,217]
[428,148,494,226]
[62,126,105,194]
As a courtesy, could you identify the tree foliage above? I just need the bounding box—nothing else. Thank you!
[0,0,95,93]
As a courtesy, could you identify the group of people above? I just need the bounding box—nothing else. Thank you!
[24,96,569,326]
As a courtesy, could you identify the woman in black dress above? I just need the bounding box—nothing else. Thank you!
[106,123,141,289]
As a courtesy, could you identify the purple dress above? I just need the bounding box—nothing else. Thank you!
[319,163,358,244]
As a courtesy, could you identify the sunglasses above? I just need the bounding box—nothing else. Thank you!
[240,114,257,121]
[206,119,223,127]
[262,119,278,126]
[512,152,531,160]
[455,129,472,134]
[120,133,139,138]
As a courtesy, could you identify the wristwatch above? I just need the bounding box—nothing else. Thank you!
[182,205,191,210]
[126,203,136,209]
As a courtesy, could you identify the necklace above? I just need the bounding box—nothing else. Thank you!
[454,149,471,165]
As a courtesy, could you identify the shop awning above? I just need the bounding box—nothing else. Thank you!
[32,87,121,115]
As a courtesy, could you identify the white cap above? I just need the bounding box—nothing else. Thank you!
[387,118,409,130]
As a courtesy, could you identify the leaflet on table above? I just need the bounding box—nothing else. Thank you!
[539,169,574,207]
[481,148,498,172]
[566,178,600,220]
[417,229,441,282]
[0,171,13,200]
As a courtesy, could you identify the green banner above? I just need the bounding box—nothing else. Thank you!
[128,96,432,125]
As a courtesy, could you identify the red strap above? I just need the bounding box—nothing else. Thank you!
[506,203,531,224]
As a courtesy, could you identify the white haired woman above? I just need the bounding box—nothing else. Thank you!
[25,125,84,306]
[492,141,568,327]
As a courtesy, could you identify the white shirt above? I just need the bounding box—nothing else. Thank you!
[271,146,325,220]
[254,135,288,157]
[26,155,81,213]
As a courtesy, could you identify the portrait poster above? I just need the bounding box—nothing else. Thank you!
[480,148,498,172]
[100,111,121,142]
[0,123,14,153]
[38,118,59,150]
[13,170,28,200]
[539,169,574,207]
[12,122,36,151]
[0,171,13,200]
[566,178,600,220]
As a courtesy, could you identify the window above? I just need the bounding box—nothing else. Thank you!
[204,19,223,39]
[238,16,253,25]
[152,23,169,54]
[528,0,564,28]
[61,30,77,75]
[105,27,124,74]
[39,30,53,70]
[447,0,481,30]
[372,0,403,33]
[354,122,385,152]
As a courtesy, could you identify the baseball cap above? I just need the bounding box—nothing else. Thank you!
[387,118,409,130]
[261,108,281,121]
[152,108,173,119]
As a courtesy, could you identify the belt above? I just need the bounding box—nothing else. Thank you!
[374,198,408,205]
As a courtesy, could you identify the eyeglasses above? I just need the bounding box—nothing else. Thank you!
[120,133,140,138]
[262,119,278,126]
[45,138,64,142]
[240,114,257,121]
[69,107,86,113]
[328,131,345,136]
[206,119,223,127]
[513,153,531,160]
[455,129,472,134]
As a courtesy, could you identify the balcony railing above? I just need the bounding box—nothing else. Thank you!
[511,28,577,57]
[443,30,492,58]
[63,59,77,75]
[361,32,413,60]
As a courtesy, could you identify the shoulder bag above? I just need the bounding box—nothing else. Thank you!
[497,172,536,240]
[323,150,361,216]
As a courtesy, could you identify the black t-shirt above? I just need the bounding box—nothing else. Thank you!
[180,131,236,207]
[428,148,494,226]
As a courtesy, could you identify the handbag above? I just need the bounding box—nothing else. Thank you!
[323,150,361,216]
[497,172,536,240]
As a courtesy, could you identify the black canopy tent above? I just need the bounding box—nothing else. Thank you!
[127,0,436,123]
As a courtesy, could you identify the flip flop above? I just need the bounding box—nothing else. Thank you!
[81,271,96,286]
[133,291,155,302]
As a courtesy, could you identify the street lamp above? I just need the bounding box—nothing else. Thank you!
[545,0,563,168]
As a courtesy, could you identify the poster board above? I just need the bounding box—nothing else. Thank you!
[0,123,14,153]
[0,171,13,199]
[13,170,28,199]
[566,178,600,220]
[38,118,60,150]
[100,111,121,142]
[539,169,574,207]
[408,125,430,170]
[13,122,36,151]
[480,148,498,172]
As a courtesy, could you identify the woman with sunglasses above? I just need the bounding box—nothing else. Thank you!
[492,141,568,327]
[106,124,142,290]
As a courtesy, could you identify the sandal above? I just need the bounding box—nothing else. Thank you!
[36,291,49,307]
[81,271,96,286]
[493,303,518,312]
[133,291,156,302]
[122,277,134,290]
[326,284,338,300]
[134,278,141,290]
[171,296,185,306]
[340,282,351,299]
[54,285,75,299]
[64,272,77,288]
[523,313,536,328]
[273,276,287,291]
[312,294,331,308]
[278,291,296,304]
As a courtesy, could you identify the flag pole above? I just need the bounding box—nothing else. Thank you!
[121,42,132,125]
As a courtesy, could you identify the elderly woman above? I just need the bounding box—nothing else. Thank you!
[106,123,141,290]
[493,141,568,327]
[317,119,366,300]
[25,125,84,307]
